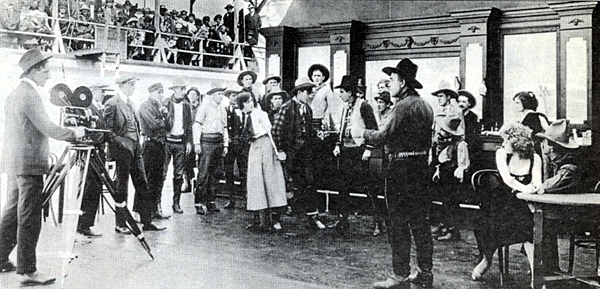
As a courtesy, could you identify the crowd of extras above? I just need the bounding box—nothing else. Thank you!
[2,0,260,68]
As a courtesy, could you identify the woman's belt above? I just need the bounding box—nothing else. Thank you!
[388,151,428,161]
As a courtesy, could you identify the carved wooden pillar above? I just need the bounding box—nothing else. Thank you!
[451,8,501,130]
[548,1,598,148]
[321,20,366,88]
[261,26,298,93]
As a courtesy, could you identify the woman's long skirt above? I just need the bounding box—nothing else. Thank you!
[246,135,287,211]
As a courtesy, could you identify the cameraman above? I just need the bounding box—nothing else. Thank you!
[76,82,110,238]
[0,49,84,286]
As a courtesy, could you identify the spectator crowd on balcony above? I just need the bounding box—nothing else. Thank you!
[0,0,261,68]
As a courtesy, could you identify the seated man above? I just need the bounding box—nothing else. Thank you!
[535,119,582,274]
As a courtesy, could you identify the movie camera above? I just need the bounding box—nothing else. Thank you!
[50,83,102,129]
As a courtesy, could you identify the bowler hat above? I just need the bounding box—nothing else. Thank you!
[237,70,257,86]
[18,49,52,78]
[115,75,139,85]
[436,112,463,136]
[334,75,358,93]
[535,119,579,149]
[262,74,281,85]
[432,79,458,99]
[374,91,392,105]
[169,79,187,90]
[382,58,423,89]
[308,64,330,83]
[206,87,226,95]
[457,90,476,109]
[291,77,316,95]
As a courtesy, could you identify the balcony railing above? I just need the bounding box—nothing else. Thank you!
[0,16,263,70]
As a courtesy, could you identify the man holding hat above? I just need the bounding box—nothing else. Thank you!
[0,49,84,286]
[193,87,229,215]
[536,119,583,274]
[76,81,111,238]
[272,77,326,230]
[164,79,193,214]
[138,82,171,220]
[357,59,435,288]
[104,75,166,233]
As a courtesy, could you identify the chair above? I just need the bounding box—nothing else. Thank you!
[471,169,511,286]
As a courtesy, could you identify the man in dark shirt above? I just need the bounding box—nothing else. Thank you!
[272,77,326,230]
[137,83,171,220]
[360,59,435,289]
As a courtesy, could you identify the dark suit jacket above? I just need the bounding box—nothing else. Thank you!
[103,93,140,154]
[226,106,245,144]
[1,80,76,175]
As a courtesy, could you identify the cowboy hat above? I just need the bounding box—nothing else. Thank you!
[334,75,358,93]
[535,119,579,149]
[308,64,330,83]
[19,49,52,78]
[237,70,257,86]
[436,112,463,136]
[262,74,282,85]
[224,4,234,10]
[382,58,423,89]
[431,79,458,99]
[223,89,239,97]
[206,87,226,95]
[265,90,290,103]
[291,77,316,95]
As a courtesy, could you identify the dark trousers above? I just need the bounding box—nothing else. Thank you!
[286,144,319,215]
[336,146,371,216]
[431,162,463,229]
[223,141,249,190]
[0,175,44,274]
[113,140,152,226]
[165,141,186,205]
[195,135,223,205]
[77,149,104,230]
[386,156,433,277]
[143,139,166,211]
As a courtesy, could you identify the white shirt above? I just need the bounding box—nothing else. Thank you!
[170,101,184,136]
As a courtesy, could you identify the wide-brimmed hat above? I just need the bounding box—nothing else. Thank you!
[292,77,316,95]
[223,89,239,97]
[237,70,257,86]
[115,75,139,85]
[169,79,187,90]
[374,91,392,105]
[432,79,458,99]
[224,4,234,10]
[308,64,330,83]
[19,49,52,78]
[457,90,476,109]
[265,90,290,103]
[206,87,226,95]
[334,75,358,93]
[382,58,423,89]
[436,112,463,136]
[535,119,579,149]
[262,74,281,85]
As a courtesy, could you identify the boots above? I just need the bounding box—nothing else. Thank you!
[172,178,184,214]
[154,203,171,219]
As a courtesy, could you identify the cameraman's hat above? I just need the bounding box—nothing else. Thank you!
[19,49,52,78]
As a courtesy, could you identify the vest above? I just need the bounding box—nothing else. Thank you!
[339,98,366,147]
